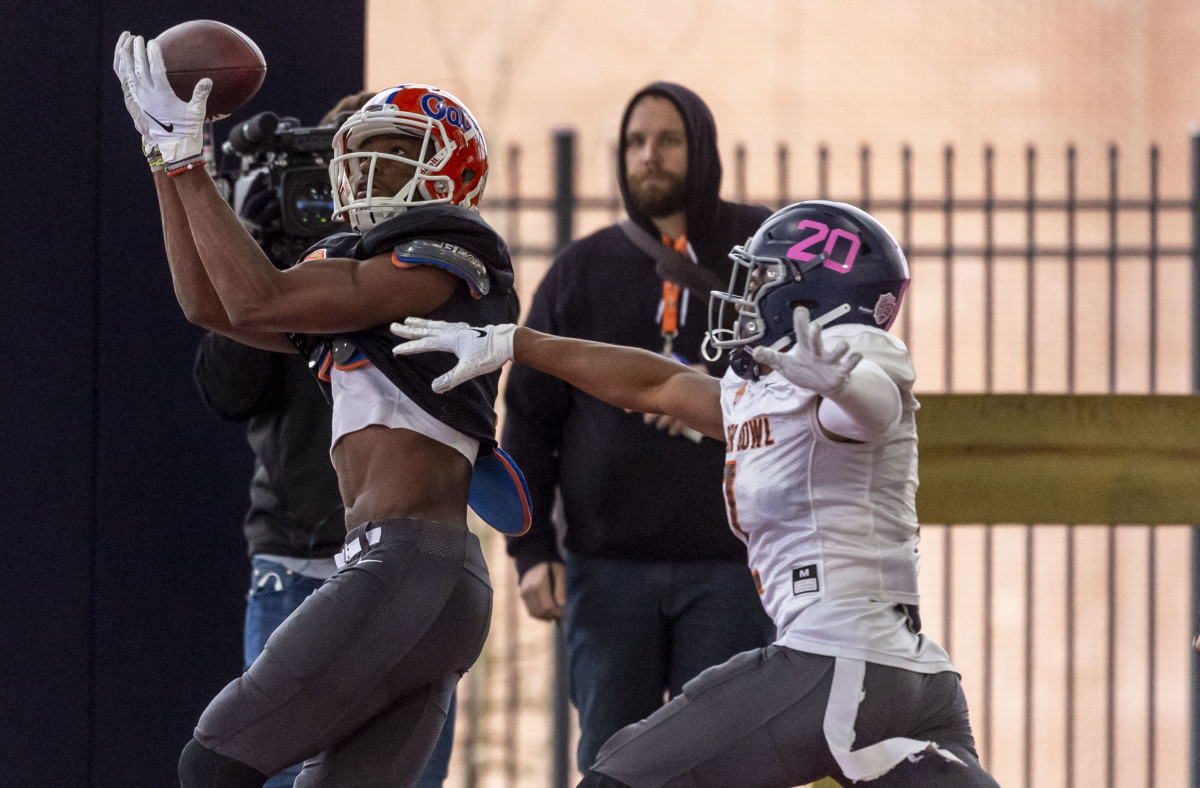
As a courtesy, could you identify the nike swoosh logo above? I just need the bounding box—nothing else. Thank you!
[471,329,487,338]
[145,111,174,133]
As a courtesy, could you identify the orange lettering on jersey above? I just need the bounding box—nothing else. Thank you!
[747,418,765,448]
[303,248,328,262]
[727,416,775,453]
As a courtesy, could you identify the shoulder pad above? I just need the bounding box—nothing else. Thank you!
[394,238,490,297]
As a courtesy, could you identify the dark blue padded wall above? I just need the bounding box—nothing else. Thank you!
[1,3,364,785]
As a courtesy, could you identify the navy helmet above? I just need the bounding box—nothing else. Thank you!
[707,200,910,379]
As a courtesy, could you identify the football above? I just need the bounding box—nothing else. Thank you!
[156,20,266,121]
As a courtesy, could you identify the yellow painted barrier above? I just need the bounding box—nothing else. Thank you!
[915,394,1200,525]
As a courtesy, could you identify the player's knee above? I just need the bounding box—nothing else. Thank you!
[179,737,268,788]
[576,772,634,788]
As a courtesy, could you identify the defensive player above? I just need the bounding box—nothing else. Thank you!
[115,32,518,788]
[393,200,1000,787]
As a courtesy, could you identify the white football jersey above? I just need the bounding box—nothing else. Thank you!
[720,324,954,674]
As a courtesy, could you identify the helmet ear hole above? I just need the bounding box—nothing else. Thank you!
[462,168,476,184]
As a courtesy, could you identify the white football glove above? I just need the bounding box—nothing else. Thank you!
[113,32,162,168]
[391,317,517,394]
[128,35,211,172]
[750,307,861,396]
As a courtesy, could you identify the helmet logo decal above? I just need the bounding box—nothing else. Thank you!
[419,93,472,133]
[786,219,862,273]
[873,293,899,326]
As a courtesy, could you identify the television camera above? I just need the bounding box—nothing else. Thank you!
[218,111,348,268]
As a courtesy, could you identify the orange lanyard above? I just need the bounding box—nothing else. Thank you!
[660,234,688,355]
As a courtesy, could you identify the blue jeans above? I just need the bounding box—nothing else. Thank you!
[246,556,457,788]
[563,553,775,773]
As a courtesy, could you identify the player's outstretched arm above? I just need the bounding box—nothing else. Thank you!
[392,319,724,440]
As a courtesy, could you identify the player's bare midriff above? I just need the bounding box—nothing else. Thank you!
[333,424,473,531]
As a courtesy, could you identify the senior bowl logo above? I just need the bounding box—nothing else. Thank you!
[873,292,898,326]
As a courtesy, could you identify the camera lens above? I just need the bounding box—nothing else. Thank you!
[292,180,334,229]
[280,167,342,238]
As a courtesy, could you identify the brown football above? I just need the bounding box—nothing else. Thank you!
[156,20,266,121]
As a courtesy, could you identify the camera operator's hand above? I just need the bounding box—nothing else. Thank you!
[128,34,211,173]
[113,32,161,169]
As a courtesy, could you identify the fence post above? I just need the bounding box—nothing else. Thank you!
[554,129,576,254]
[1190,128,1200,788]
[551,128,575,788]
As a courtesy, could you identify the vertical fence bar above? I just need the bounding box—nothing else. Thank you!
[984,146,995,392]
[734,144,747,204]
[900,146,913,351]
[939,146,955,656]
[1193,131,1200,391]
[1145,145,1159,785]
[1026,147,1036,393]
[551,129,575,788]
[983,526,994,764]
[859,145,871,213]
[1106,147,1120,784]
[943,145,954,392]
[553,624,570,788]
[1024,525,1035,788]
[1108,146,1119,393]
[1149,146,1159,393]
[505,556,520,788]
[776,143,790,209]
[553,130,575,255]
[818,145,829,200]
[1148,527,1157,788]
[1106,525,1117,788]
[1066,146,1078,393]
[608,142,622,223]
[1067,524,1076,788]
[1190,128,1200,788]
[506,145,521,258]
[464,663,481,788]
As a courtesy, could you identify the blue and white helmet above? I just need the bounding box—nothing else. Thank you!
[707,200,910,380]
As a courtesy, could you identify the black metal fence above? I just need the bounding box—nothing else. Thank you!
[453,132,1200,788]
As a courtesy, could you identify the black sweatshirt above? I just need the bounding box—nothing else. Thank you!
[503,82,771,575]
[193,333,345,560]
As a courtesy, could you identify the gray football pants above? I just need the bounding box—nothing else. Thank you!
[191,519,492,787]
[588,646,1000,788]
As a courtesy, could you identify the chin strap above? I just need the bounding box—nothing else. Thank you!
[729,346,760,381]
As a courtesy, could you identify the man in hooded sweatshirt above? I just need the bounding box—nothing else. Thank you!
[501,82,776,773]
